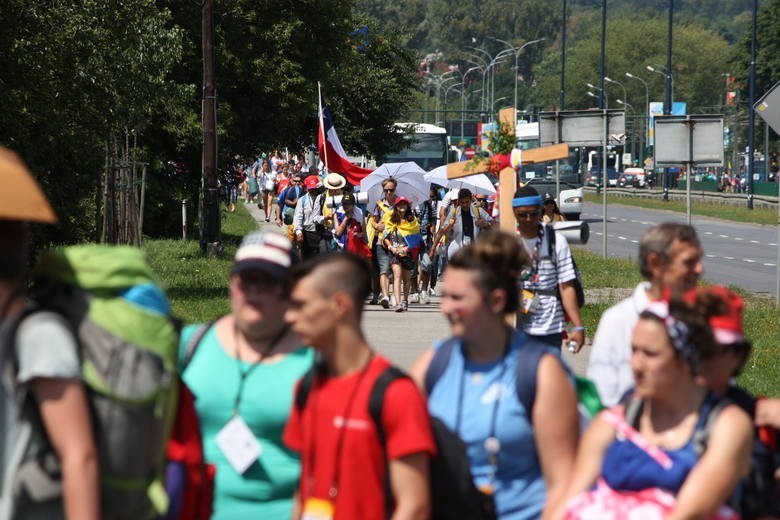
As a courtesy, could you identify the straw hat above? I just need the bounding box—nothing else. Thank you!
[0,147,57,223]
[323,172,347,190]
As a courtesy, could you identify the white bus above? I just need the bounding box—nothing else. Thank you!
[381,123,451,171]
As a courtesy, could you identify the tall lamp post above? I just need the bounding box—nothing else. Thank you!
[746,0,757,209]
[561,0,568,110]
[626,71,649,162]
[492,37,545,114]
[647,63,674,200]
[617,99,636,158]
[587,83,608,108]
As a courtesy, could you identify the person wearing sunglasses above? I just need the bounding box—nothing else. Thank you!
[513,186,584,351]
[367,178,399,308]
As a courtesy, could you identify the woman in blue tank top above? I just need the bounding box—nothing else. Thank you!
[410,230,579,520]
[563,296,753,519]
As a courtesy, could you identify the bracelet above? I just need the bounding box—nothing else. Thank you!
[571,326,585,332]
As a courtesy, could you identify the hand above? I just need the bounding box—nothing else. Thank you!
[475,218,486,228]
[569,329,585,353]
[756,398,780,428]
[294,232,303,245]
[375,222,385,232]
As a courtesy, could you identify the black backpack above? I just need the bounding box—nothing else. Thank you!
[294,363,497,520]
[547,224,585,308]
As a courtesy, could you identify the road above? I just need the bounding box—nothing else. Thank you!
[578,201,779,296]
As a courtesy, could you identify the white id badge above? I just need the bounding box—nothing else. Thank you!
[215,415,262,474]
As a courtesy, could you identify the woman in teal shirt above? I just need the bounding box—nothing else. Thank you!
[179,231,314,519]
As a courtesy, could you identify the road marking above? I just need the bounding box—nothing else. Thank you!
[750,240,760,244]
[723,256,734,260]
[705,254,716,258]
[771,243,778,246]
[764,263,777,267]
[719,234,729,238]
[734,237,743,241]
[704,231,713,235]
[631,240,639,244]
[618,236,627,240]
[743,259,756,263]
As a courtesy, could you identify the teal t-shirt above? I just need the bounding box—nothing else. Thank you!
[180,324,314,520]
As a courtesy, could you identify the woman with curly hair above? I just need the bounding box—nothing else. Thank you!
[382,197,421,312]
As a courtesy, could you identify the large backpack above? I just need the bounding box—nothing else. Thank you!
[9,245,180,519]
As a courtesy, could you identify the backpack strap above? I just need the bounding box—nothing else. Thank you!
[692,393,729,456]
[181,319,218,373]
[513,336,553,423]
[367,366,409,520]
[546,224,558,266]
[424,338,459,396]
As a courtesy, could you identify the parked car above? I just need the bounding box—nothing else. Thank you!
[522,178,583,221]
[618,172,639,188]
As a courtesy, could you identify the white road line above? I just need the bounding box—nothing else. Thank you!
[734,237,743,241]
[719,234,729,238]
[750,240,760,244]
[704,231,713,235]
[744,259,756,263]
[705,254,716,258]
[764,263,777,267]
[723,256,734,260]
[630,240,639,244]
[770,243,778,246]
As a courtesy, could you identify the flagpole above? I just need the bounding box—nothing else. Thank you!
[317,82,330,175]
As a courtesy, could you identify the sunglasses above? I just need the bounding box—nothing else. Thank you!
[383,188,396,193]
[515,210,540,220]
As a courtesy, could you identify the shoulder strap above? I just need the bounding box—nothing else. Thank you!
[692,393,729,456]
[623,397,644,428]
[547,224,558,266]
[514,336,550,423]
[424,338,458,395]
[294,361,324,412]
[181,319,218,373]
[368,366,409,445]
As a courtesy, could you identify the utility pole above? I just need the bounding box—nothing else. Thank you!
[201,0,221,254]
[746,0,757,209]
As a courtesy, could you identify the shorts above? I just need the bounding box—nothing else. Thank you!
[375,245,392,275]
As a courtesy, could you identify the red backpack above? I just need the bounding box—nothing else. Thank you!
[164,381,215,520]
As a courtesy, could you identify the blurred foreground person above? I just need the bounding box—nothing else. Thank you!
[179,230,314,519]
[0,148,99,519]
[563,296,752,520]
[284,253,435,520]
[411,231,579,520]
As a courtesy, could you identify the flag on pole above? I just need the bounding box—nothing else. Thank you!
[317,84,373,185]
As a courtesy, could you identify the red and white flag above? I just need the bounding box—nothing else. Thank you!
[318,83,373,185]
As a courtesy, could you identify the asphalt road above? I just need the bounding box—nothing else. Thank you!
[578,201,780,296]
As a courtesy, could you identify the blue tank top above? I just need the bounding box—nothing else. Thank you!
[601,392,720,494]
[427,333,546,520]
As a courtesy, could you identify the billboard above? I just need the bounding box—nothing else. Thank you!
[648,101,687,146]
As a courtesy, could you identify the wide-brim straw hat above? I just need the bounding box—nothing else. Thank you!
[0,147,57,223]
[323,172,347,190]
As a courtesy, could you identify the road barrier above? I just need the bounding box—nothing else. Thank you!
[584,186,779,209]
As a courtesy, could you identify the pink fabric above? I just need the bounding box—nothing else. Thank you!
[565,479,739,520]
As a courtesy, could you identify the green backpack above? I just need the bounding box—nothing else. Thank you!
[11,245,179,519]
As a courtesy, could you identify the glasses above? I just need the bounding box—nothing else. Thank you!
[515,211,540,220]
[383,188,396,193]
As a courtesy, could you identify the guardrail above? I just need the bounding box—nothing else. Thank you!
[583,186,779,209]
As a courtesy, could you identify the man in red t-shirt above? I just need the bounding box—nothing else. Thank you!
[284,253,435,520]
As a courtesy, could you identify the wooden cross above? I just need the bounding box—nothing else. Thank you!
[446,107,569,232]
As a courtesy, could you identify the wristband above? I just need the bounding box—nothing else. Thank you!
[571,326,585,332]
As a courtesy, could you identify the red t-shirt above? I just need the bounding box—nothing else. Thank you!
[283,355,436,520]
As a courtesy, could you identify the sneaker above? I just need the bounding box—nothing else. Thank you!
[265,217,270,222]
[409,292,419,303]
[380,296,390,309]
[420,292,430,305]
[389,295,396,307]
[369,295,379,305]
[427,287,436,296]
[395,303,404,313]
[402,301,408,312]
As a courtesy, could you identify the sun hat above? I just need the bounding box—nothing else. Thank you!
[0,147,57,223]
[232,230,298,278]
[323,172,347,190]
[303,175,322,190]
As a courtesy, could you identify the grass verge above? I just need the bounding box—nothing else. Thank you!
[573,246,780,396]
[144,204,258,324]
[584,192,777,226]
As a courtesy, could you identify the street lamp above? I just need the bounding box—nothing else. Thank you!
[604,76,627,107]
[646,65,674,112]
[625,71,649,162]
[492,96,509,113]
[587,83,608,108]
[617,99,636,159]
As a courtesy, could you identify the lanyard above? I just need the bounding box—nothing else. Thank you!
[306,354,374,500]
[519,224,545,286]
[455,331,511,479]
[231,323,288,416]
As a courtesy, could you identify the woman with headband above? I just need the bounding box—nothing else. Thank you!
[562,296,753,519]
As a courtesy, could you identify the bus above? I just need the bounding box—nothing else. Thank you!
[586,149,621,186]
[380,123,451,171]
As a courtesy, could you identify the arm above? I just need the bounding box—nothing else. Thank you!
[428,211,455,256]
[333,212,349,238]
[293,197,305,235]
[533,355,579,520]
[558,412,616,518]
[756,397,780,428]
[558,281,585,351]
[33,378,100,520]
[669,405,753,520]
[389,452,431,520]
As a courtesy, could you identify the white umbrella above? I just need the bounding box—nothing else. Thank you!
[359,162,430,208]
[424,165,497,196]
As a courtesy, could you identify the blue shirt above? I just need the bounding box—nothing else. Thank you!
[427,334,547,520]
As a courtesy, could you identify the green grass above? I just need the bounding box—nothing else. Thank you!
[584,193,778,226]
[144,204,259,324]
[573,246,780,396]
